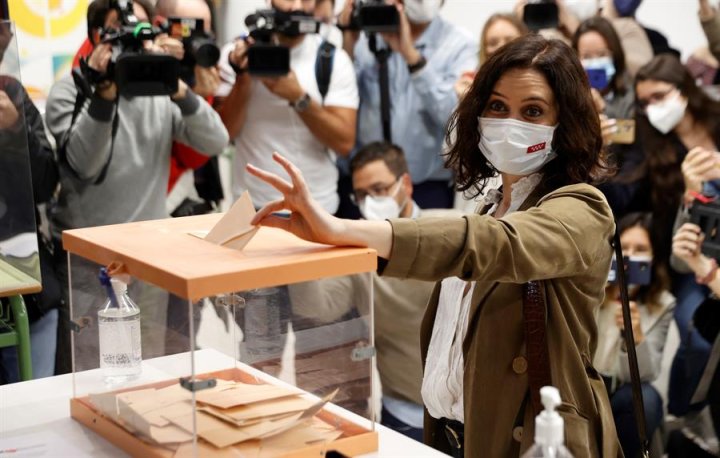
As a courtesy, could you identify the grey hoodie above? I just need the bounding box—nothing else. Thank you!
[45,76,228,238]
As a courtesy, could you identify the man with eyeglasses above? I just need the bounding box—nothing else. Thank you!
[351,141,417,220]
[348,141,459,441]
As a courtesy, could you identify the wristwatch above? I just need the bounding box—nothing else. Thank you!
[407,55,427,74]
[290,93,311,113]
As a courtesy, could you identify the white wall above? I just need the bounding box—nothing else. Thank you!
[219,0,711,61]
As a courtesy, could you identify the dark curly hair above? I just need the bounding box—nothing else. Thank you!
[445,34,608,199]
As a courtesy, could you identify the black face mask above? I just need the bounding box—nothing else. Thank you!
[273,9,313,37]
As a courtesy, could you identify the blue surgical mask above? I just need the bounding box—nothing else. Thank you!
[582,56,616,90]
[613,0,641,17]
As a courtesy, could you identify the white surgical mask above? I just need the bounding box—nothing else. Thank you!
[582,56,616,89]
[478,117,558,175]
[646,91,687,135]
[358,181,407,220]
[564,0,599,21]
[403,0,442,24]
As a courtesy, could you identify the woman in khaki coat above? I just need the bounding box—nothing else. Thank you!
[247,34,622,457]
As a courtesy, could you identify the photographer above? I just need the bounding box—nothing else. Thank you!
[216,0,358,214]
[594,213,674,458]
[154,0,225,216]
[338,0,476,210]
[45,0,228,374]
[669,150,720,456]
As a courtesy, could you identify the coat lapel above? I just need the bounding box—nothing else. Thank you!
[466,182,548,324]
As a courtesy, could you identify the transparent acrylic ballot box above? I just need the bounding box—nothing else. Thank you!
[62,213,378,457]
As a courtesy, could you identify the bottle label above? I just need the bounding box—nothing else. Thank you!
[98,312,142,374]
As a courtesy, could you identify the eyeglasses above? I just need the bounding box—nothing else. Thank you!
[350,178,401,206]
[636,87,676,114]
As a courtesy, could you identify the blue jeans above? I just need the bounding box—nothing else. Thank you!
[669,274,712,416]
[611,382,664,458]
[381,405,424,443]
[1,308,58,383]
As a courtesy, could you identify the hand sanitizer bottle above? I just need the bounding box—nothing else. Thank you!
[98,270,142,384]
[521,386,574,458]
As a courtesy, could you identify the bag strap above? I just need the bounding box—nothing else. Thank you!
[315,40,335,103]
[613,228,650,458]
[523,280,552,416]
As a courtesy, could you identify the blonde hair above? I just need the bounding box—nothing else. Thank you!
[479,13,528,66]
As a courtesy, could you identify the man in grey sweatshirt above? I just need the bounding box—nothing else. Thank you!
[44,0,229,373]
[45,71,228,237]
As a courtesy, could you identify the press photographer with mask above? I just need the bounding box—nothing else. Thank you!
[245,35,621,456]
[45,0,229,374]
[216,0,358,214]
[338,0,477,210]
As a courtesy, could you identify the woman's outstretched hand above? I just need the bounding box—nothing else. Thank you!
[247,152,347,246]
[247,152,394,258]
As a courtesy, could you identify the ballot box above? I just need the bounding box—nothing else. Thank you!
[63,211,378,457]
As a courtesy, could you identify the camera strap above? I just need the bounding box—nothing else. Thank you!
[61,66,119,186]
[315,40,335,103]
[613,228,650,458]
[368,33,392,142]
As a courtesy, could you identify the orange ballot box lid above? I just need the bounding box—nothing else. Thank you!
[62,213,377,301]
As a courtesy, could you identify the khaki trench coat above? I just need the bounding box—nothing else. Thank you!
[382,183,623,457]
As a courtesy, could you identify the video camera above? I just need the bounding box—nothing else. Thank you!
[164,17,220,87]
[244,9,320,76]
[92,0,179,96]
[523,0,559,32]
[346,0,399,33]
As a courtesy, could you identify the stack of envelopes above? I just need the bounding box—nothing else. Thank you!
[89,379,342,455]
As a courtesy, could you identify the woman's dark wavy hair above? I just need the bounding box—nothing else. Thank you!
[633,54,720,267]
[445,34,607,199]
[572,16,628,95]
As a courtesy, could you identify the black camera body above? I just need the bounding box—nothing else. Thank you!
[523,0,559,32]
[244,9,320,76]
[348,0,399,33]
[96,0,179,96]
[689,199,720,260]
[165,17,220,87]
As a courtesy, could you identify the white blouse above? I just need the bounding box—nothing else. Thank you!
[421,174,542,422]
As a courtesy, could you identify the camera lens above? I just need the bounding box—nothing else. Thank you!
[191,38,220,68]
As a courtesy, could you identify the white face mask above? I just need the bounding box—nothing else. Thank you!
[564,0,599,21]
[477,117,558,175]
[358,181,407,220]
[403,0,442,24]
[646,91,688,135]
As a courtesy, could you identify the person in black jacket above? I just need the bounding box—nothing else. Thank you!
[0,22,61,383]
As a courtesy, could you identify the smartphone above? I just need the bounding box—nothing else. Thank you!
[586,68,608,91]
[609,119,636,145]
[523,1,559,31]
[609,255,652,286]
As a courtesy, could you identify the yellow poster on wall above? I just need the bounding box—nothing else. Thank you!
[10,0,88,106]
